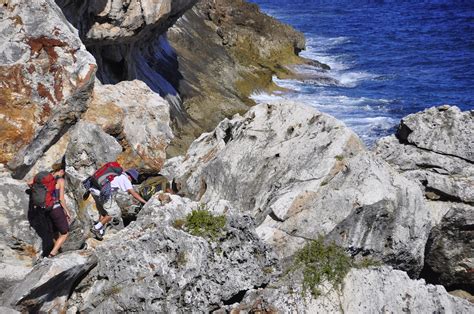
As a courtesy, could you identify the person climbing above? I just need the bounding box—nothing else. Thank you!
[28,162,71,258]
[85,165,147,240]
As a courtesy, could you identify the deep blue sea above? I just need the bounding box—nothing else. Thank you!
[249,0,474,145]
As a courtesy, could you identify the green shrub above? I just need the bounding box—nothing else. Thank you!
[290,238,381,298]
[173,209,226,241]
[335,155,344,161]
[291,238,352,298]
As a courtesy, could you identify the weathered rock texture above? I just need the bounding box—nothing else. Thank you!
[424,205,474,292]
[374,105,473,290]
[56,0,309,156]
[83,80,173,174]
[234,267,474,313]
[69,195,277,312]
[1,0,96,178]
[1,251,97,313]
[164,103,431,275]
[396,106,473,162]
[55,0,197,45]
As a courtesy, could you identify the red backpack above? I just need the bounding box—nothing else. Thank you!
[31,171,57,210]
[83,162,123,202]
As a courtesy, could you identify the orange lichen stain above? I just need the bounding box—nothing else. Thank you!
[0,87,37,164]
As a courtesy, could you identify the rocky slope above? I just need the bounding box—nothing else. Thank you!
[0,0,473,312]
[163,102,432,276]
[1,0,96,178]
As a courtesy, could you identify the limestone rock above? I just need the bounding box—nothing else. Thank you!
[1,251,97,313]
[83,80,173,174]
[424,204,474,291]
[375,135,474,204]
[375,106,473,288]
[70,195,277,312]
[1,0,96,178]
[165,103,431,275]
[396,106,473,162]
[0,243,32,296]
[237,267,473,313]
[56,0,197,45]
[65,121,122,182]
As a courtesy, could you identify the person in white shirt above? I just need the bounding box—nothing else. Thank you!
[90,169,146,240]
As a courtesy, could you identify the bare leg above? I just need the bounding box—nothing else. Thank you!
[99,215,112,225]
[49,233,68,256]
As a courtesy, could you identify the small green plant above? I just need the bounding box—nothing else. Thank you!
[172,218,185,229]
[173,209,226,241]
[290,237,352,298]
[335,155,344,161]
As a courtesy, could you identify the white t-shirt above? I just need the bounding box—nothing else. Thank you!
[110,174,133,192]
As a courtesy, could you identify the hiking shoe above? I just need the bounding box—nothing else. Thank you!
[90,227,103,241]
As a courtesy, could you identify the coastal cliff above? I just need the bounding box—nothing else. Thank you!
[0,0,472,312]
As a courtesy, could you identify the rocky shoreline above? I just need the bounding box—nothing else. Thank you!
[0,0,472,312]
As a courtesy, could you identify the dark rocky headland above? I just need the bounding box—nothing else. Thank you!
[0,0,472,312]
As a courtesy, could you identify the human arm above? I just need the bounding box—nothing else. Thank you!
[57,178,72,220]
[26,178,34,186]
[128,189,147,205]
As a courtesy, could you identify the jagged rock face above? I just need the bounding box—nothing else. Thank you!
[374,105,473,289]
[55,0,197,45]
[1,251,97,313]
[1,0,96,178]
[235,267,474,313]
[83,80,173,174]
[71,195,277,312]
[396,106,473,162]
[65,121,122,182]
[164,103,431,275]
[424,205,473,292]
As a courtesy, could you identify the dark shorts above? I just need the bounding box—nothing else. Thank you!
[92,194,109,217]
[48,205,69,235]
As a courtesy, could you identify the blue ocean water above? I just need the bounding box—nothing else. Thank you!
[249,0,474,145]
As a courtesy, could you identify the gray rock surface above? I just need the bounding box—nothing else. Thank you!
[375,105,473,290]
[236,267,473,313]
[69,195,277,312]
[164,102,431,275]
[1,251,97,313]
[56,0,197,44]
[396,106,473,162]
[424,204,473,291]
[65,121,122,183]
[1,0,96,178]
[375,135,474,204]
[83,80,173,174]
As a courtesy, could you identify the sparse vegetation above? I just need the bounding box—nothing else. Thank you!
[335,155,344,161]
[289,237,380,298]
[173,208,226,241]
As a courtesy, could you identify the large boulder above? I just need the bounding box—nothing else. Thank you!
[164,102,431,275]
[1,251,97,313]
[235,267,474,313]
[65,121,122,182]
[69,195,278,312]
[396,106,473,162]
[374,105,473,289]
[83,80,173,174]
[1,0,96,178]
